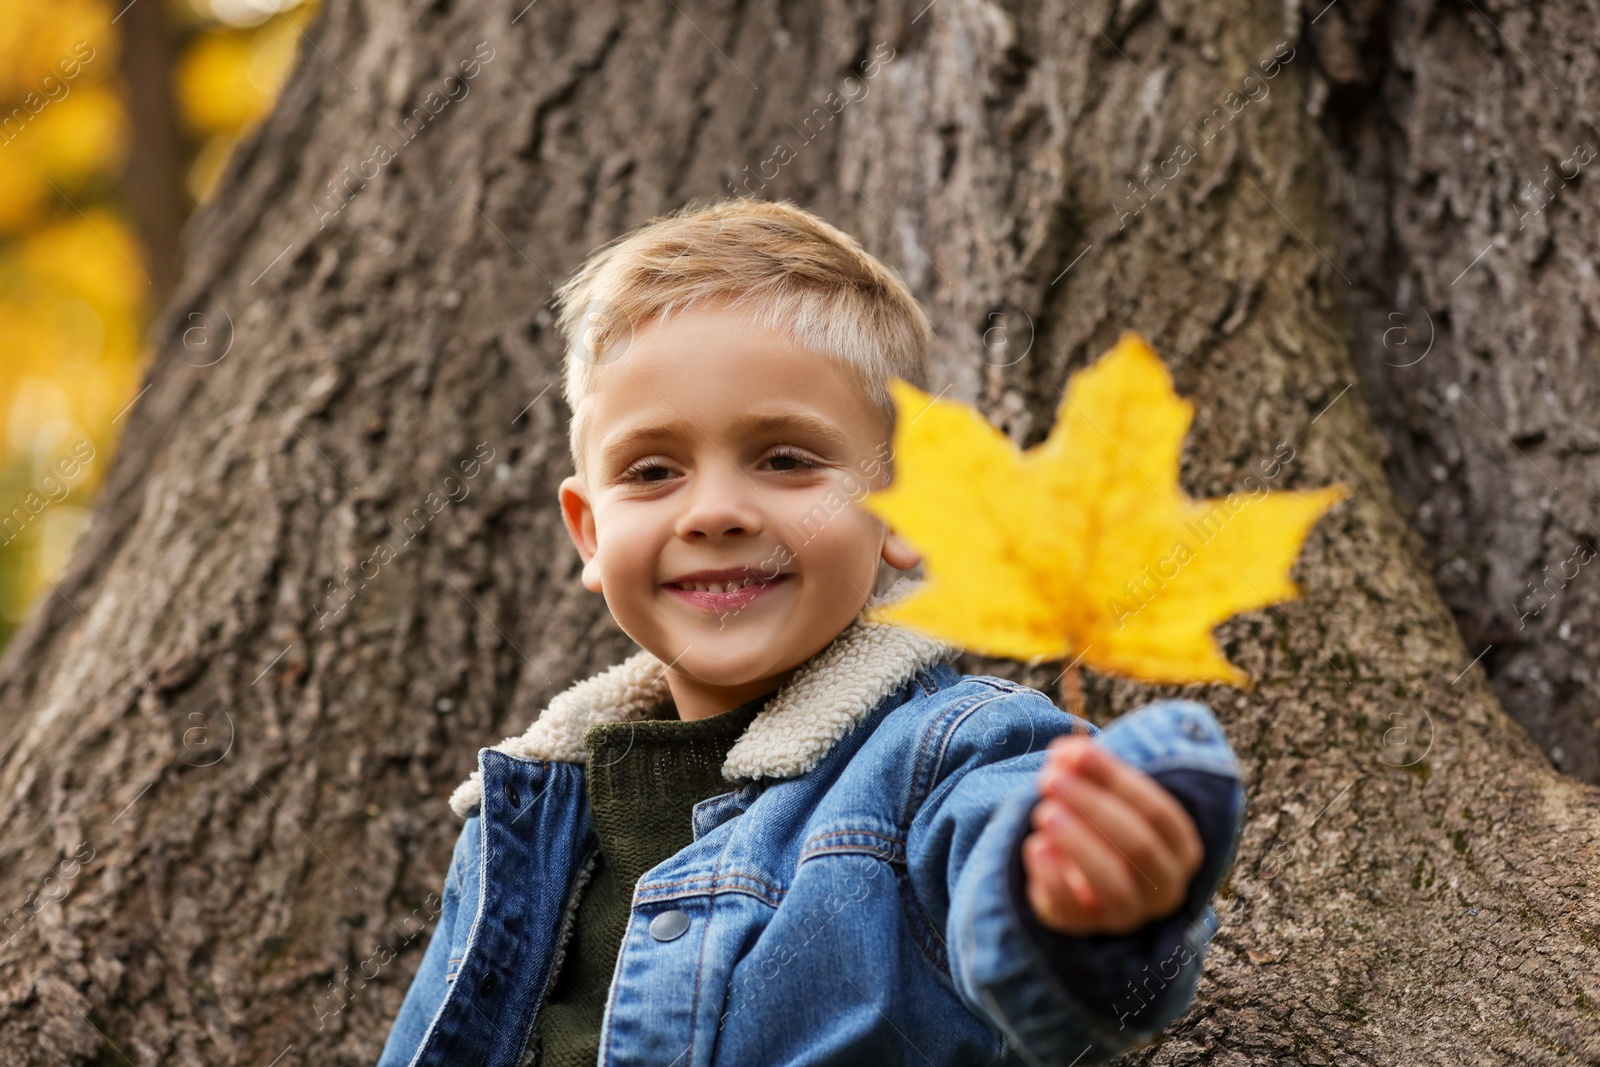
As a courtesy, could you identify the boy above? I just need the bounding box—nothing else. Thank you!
[377,199,1247,1067]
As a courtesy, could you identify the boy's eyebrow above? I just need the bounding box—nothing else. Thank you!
[597,410,851,467]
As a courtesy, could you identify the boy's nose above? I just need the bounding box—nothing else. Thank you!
[674,465,764,540]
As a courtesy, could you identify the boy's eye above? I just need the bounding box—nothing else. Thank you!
[765,446,820,472]
[620,460,674,483]
[617,447,820,483]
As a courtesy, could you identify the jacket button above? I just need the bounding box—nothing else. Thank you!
[649,909,690,942]
[478,970,497,995]
[503,781,521,808]
[1179,714,1210,742]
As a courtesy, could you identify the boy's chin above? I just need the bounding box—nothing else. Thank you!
[659,637,780,676]
[650,631,799,681]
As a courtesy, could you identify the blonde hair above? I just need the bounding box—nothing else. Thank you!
[550,197,932,487]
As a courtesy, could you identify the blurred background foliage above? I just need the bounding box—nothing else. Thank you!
[0,0,314,653]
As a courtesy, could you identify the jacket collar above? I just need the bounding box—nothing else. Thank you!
[448,576,955,818]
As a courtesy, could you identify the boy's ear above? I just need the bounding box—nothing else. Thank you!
[881,527,921,572]
[558,475,605,593]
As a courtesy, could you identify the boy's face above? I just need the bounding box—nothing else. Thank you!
[558,300,922,720]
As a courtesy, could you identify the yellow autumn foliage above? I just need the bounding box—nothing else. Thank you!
[25,83,129,182]
[176,20,295,135]
[0,1,112,104]
[0,0,310,639]
[175,7,311,199]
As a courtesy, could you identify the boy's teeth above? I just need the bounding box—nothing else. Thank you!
[681,579,765,592]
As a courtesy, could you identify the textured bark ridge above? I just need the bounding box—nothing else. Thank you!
[1315,0,1600,787]
[0,0,1594,1064]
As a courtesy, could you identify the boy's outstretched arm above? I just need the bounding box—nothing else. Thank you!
[907,693,1246,1065]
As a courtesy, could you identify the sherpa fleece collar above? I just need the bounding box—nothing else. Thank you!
[447,576,956,819]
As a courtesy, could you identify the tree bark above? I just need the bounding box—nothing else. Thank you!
[0,0,1594,1064]
[1315,0,1600,786]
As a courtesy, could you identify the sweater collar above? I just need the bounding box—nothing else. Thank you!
[448,576,955,818]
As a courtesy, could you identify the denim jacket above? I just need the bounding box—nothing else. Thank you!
[376,581,1247,1067]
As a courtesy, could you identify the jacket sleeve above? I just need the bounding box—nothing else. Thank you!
[375,815,478,1067]
[1006,766,1246,1027]
[905,691,1246,1066]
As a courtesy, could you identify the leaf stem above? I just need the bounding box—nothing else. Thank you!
[1059,662,1085,717]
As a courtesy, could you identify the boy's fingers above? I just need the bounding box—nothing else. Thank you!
[1038,804,1143,931]
[1044,736,1098,779]
[1047,740,1203,872]
[1022,832,1095,930]
[1040,775,1184,898]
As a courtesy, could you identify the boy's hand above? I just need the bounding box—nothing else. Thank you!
[1022,735,1204,936]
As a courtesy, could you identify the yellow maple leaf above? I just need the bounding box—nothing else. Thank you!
[860,331,1346,688]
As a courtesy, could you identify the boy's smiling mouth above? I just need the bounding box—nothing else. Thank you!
[663,568,794,612]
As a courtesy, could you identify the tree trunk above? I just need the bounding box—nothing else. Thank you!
[0,0,1593,1064]
[1315,0,1600,786]
[119,0,188,310]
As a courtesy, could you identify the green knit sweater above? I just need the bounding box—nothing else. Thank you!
[528,691,769,1067]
